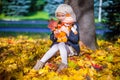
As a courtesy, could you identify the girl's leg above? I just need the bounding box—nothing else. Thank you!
[66,45,78,56]
[40,44,59,63]
[58,42,68,64]
[57,42,68,72]
[33,44,59,70]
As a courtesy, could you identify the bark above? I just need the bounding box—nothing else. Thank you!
[65,0,98,50]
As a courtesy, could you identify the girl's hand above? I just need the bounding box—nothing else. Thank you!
[71,27,78,35]
[48,19,58,31]
[54,29,59,34]
[54,29,60,38]
[61,26,69,36]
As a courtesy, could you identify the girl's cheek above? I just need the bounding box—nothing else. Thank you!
[60,17,65,21]
[57,17,63,21]
[57,16,65,21]
[56,17,60,20]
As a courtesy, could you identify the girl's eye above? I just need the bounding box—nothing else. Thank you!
[57,15,65,17]
[61,15,65,17]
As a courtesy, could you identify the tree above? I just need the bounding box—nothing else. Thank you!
[2,0,31,16]
[94,0,113,20]
[104,0,120,41]
[65,0,98,50]
[29,0,46,12]
[105,0,120,32]
[0,0,2,14]
[44,0,64,17]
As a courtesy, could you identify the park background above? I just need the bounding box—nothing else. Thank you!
[0,0,120,80]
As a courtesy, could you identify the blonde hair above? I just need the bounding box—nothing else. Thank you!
[55,4,76,22]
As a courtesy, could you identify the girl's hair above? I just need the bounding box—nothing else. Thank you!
[55,4,76,22]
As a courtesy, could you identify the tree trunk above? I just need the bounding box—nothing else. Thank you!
[65,0,98,50]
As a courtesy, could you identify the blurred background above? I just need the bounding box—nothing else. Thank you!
[0,0,119,40]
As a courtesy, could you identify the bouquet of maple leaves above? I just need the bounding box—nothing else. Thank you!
[48,19,67,42]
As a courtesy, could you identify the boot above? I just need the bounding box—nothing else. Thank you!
[33,60,44,70]
[57,63,68,72]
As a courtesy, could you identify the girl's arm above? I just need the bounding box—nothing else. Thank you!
[60,26,69,36]
[50,32,57,42]
[67,31,79,43]
[67,24,79,43]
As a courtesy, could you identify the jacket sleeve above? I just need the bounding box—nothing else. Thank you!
[50,32,57,42]
[67,24,79,44]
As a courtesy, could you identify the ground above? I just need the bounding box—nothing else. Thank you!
[0,36,120,80]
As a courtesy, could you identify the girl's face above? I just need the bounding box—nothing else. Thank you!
[56,12,66,22]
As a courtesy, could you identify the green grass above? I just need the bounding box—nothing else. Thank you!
[95,18,107,30]
[0,23,47,28]
[96,26,105,30]
[0,31,104,40]
[0,11,52,28]
[0,31,50,39]
[0,11,50,21]
[95,18,107,23]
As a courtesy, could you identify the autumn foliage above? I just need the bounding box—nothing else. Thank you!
[0,36,120,80]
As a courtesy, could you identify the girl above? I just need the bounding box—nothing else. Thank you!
[33,4,80,72]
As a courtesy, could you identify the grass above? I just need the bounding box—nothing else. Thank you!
[0,31,50,39]
[0,13,107,30]
[95,18,108,30]
[96,26,106,30]
[94,18,107,23]
[0,23,47,28]
[0,31,104,40]
[0,11,50,21]
[0,11,53,28]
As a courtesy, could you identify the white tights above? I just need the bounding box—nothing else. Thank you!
[40,42,68,64]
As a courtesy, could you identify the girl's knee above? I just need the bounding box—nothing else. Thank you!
[58,42,65,47]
